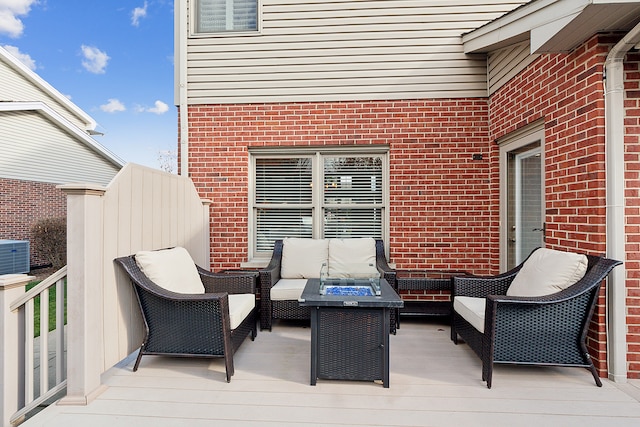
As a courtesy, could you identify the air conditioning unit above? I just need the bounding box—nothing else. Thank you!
[0,240,30,275]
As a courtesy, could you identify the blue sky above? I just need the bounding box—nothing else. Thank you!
[0,1,176,170]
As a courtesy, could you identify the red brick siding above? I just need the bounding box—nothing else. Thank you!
[184,100,499,277]
[0,178,66,268]
[625,51,640,376]
[489,33,637,377]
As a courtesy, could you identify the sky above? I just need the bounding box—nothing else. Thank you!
[0,0,177,170]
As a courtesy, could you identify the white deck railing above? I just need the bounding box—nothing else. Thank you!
[6,267,67,425]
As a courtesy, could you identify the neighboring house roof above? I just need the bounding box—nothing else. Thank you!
[0,45,97,131]
[463,0,640,54]
[0,46,124,185]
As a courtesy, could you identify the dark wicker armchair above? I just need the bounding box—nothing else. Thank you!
[115,254,257,382]
[259,239,396,331]
[451,249,621,388]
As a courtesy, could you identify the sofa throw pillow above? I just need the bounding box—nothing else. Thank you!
[328,238,378,278]
[506,248,588,297]
[281,238,329,279]
[135,247,205,294]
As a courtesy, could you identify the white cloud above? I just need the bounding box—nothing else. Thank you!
[148,100,169,115]
[100,99,126,113]
[0,0,37,38]
[136,100,169,115]
[2,44,36,70]
[131,1,148,27]
[81,45,109,74]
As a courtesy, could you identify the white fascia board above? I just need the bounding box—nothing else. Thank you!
[462,0,591,53]
[0,45,98,131]
[0,101,125,168]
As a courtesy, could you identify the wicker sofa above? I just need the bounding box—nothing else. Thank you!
[259,238,396,331]
[114,247,257,382]
[450,247,621,388]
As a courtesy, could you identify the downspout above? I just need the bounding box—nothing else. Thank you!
[604,23,640,382]
[176,0,189,176]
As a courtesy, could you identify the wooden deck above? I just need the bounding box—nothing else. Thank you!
[22,318,640,426]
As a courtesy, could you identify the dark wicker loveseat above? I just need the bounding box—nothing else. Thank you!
[450,248,621,388]
[115,249,257,382]
[259,238,396,331]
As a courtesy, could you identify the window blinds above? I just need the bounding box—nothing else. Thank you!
[253,155,384,253]
[196,0,257,33]
[323,156,383,239]
[255,158,313,252]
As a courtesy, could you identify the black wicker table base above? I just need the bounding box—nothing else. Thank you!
[299,278,403,388]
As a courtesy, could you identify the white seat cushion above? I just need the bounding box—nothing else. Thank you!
[281,238,329,279]
[453,296,486,333]
[270,278,307,301]
[328,238,377,278]
[135,247,204,294]
[506,248,588,297]
[228,294,255,330]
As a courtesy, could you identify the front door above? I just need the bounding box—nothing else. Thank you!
[499,124,545,270]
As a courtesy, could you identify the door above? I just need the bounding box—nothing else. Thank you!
[499,124,545,270]
[514,148,543,264]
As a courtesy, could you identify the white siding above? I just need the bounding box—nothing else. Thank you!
[488,41,539,94]
[184,0,527,104]
[0,58,90,130]
[0,110,120,185]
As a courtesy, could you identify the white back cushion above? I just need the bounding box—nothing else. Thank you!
[281,238,329,279]
[328,238,377,278]
[135,247,205,294]
[506,248,588,297]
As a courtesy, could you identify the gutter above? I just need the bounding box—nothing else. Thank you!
[176,0,189,176]
[604,23,640,383]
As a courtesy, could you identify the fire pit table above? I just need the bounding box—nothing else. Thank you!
[298,277,403,388]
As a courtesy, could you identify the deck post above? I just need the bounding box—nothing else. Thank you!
[0,274,32,427]
[57,184,108,405]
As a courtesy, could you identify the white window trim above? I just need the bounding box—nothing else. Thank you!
[247,146,390,262]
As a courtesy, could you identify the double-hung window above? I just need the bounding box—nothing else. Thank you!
[195,0,258,33]
[250,148,388,258]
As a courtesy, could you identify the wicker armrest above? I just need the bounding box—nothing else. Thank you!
[375,239,396,285]
[259,262,280,290]
[452,272,517,298]
[259,240,283,290]
[198,267,256,294]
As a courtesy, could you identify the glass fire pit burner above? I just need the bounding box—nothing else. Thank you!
[322,284,374,296]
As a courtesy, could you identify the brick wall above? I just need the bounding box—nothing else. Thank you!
[624,51,640,377]
[0,178,67,269]
[489,33,636,377]
[184,99,499,276]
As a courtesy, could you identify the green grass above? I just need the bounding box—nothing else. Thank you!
[25,281,67,338]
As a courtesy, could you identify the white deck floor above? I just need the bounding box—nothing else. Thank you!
[22,318,640,427]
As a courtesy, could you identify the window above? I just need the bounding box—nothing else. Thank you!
[251,149,388,257]
[195,0,258,33]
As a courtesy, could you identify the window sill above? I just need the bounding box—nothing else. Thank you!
[240,259,269,269]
